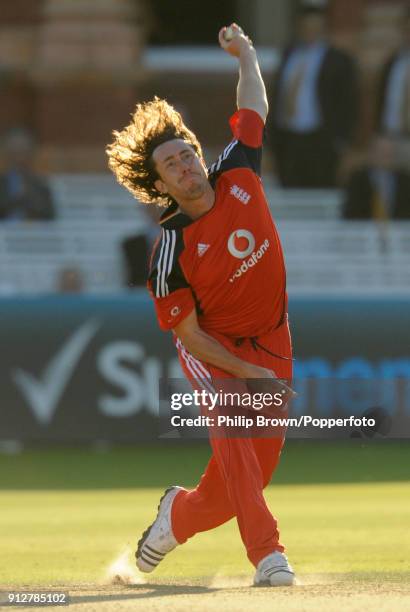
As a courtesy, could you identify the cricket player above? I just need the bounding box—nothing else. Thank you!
[107,23,295,587]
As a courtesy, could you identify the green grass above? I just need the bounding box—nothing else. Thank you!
[0,442,409,586]
[0,441,409,489]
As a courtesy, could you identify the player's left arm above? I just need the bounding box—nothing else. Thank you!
[219,23,268,123]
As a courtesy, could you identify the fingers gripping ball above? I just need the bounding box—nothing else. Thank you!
[224,25,243,41]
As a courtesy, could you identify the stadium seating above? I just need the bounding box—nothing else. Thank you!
[0,174,409,295]
[0,175,145,294]
[278,220,410,294]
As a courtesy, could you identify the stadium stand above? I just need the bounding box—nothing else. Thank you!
[0,174,409,295]
[0,175,145,294]
[278,220,410,294]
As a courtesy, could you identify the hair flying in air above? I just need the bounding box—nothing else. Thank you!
[106,97,203,207]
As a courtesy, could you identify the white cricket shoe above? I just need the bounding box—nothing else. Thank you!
[136,486,183,573]
[253,551,295,587]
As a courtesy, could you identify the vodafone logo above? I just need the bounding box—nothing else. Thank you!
[227,229,256,259]
[228,235,271,284]
[170,306,181,317]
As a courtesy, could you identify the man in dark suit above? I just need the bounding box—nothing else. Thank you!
[269,0,359,188]
[343,135,410,219]
[0,128,55,221]
[121,234,150,288]
[376,7,410,170]
[121,205,161,289]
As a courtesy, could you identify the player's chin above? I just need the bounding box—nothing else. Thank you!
[184,182,206,199]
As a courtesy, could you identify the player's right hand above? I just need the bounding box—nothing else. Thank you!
[218,23,253,57]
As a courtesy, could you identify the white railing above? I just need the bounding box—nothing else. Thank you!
[0,174,408,295]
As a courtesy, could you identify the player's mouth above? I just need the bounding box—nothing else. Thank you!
[180,172,199,183]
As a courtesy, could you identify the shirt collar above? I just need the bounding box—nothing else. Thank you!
[159,202,192,230]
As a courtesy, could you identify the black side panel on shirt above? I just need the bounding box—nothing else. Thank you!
[148,228,189,298]
[207,139,262,185]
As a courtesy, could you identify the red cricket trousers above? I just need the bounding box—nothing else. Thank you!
[171,318,293,567]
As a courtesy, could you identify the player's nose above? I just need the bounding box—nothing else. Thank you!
[181,160,193,174]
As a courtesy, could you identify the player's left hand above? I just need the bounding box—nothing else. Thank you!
[246,377,297,414]
[218,23,253,57]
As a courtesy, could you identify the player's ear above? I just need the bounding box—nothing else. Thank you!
[154,178,168,194]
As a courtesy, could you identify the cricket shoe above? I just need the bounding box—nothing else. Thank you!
[136,486,183,573]
[253,551,295,587]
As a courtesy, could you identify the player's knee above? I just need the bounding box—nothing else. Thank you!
[262,469,274,488]
[261,456,282,487]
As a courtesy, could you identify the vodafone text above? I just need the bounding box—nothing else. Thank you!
[229,239,270,283]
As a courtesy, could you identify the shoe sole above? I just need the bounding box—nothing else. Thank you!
[135,486,179,572]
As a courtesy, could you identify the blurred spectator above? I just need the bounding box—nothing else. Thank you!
[269,0,359,188]
[376,6,410,170]
[343,135,410,219]
[0,128,55,221]
[56,266,85,293]
[121,205,161,288]
[122,234,150,287]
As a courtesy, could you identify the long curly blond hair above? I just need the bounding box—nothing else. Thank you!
[106,97,203,207]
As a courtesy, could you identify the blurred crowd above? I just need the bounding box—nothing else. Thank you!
[0,128,55,222]
[0,0,409,293]
[267,0,410,219]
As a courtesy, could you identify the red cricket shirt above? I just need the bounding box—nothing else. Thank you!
[147,108,287,338]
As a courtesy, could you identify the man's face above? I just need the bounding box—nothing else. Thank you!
[4,139,33,171]
[152,139,209,203]
[297,13,326,44]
